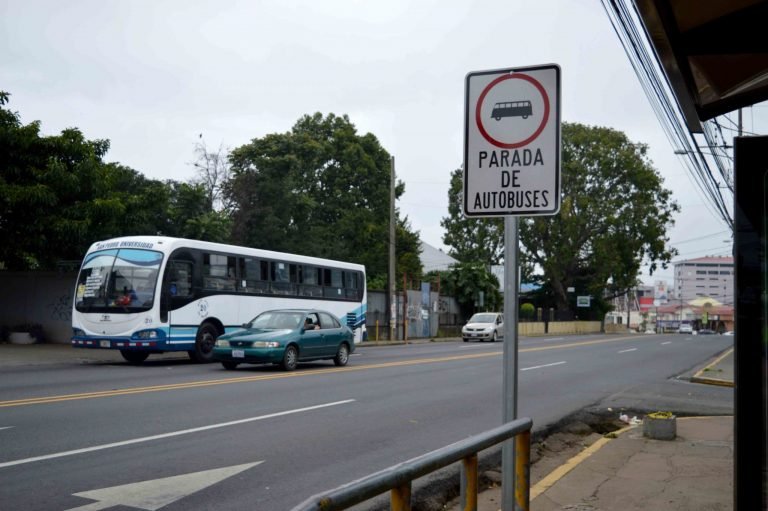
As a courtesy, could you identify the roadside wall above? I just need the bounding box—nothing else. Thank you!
[547,321,602,335]
[0,271,77,343]
[518,321,603,336]
[365,290,464,340]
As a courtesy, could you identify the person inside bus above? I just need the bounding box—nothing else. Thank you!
[304,317,320,330]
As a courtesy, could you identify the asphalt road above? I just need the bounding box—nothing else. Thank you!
[0,333,733,510]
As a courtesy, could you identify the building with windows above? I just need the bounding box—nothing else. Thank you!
[674,256,733,305]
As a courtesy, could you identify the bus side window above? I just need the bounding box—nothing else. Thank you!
[241,257,269,294]
[169,261,193,298]
[323,268,343,298]
[204,253,236,291]
[271,261,293,295]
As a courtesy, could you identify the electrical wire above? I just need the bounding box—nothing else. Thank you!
[601,0,734,230]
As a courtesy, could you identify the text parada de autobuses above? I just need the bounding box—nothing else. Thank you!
[474,148,549,209]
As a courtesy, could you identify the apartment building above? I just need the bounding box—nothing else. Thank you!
[674,256,734,305]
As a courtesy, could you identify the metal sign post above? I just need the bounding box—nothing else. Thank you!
[464,64,561,510]
[501,216,520,509]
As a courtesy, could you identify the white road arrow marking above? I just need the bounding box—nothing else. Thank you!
[65,461,263,511]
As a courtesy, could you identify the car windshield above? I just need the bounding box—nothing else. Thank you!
[469,313,497,324]
[248,311,305,330]
[75,248,162,313]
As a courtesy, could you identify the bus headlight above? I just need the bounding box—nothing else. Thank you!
[133,330,160,340]
[216,340,230,347]
[72,328,85,337]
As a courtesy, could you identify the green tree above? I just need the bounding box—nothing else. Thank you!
[0,91,114,268]
[441,122,678,314]
[441,167,504,266]
[522,123,678,311]
[0,91,230,269]
[433,263,502,316]
[226,113,421,286]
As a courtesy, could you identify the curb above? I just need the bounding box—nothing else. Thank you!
[690,347,734,387]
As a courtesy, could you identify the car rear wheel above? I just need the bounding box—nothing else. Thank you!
[281,345,298,371]
[334,343,350,366]
[120,350,149,364]
[221,361,239,370]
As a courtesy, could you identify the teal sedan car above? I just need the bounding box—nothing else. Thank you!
[212,309,355,371]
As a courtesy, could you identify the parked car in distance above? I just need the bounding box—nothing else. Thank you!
[212,309,354,371]
[697,328,716,335]
[462,312,504,342]
[678,323,693,334]
[723,330,734,336]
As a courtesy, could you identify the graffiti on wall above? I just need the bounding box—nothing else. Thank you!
[47,293,72,322]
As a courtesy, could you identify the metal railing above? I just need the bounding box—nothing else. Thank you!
[290,417,533,511]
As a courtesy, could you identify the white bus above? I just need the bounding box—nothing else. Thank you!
[71,236,366,363]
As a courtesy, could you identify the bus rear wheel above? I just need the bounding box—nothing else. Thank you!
[120,350,149,364]
[189,323,218,363]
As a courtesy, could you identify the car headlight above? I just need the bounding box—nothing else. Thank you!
[216,340,230,347]
[252,341,280,348]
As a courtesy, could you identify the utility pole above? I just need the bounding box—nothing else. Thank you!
[388,156,396,341]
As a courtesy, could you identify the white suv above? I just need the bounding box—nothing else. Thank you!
[678,323,693,334]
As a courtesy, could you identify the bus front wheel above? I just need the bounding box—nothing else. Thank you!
[189,323,218,363]
[121,350,149,364]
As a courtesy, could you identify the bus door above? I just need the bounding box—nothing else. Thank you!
[162,255,196,341]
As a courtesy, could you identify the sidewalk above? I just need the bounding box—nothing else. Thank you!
[463,348,735,511]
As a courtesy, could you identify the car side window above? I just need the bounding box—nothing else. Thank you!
[319,312,340,329]
[305,313,320,330]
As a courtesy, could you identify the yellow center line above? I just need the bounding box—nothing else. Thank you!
[0,335,641,408]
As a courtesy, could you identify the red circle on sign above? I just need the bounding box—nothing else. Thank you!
[475,73,550,149]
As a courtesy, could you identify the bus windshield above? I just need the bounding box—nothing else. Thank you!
[75,248,163,313]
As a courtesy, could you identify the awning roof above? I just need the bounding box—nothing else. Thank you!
[636,0,768,131]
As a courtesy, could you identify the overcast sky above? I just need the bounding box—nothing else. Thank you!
[3,0,759,285]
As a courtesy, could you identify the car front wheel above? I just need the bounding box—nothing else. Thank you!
[281,345,298,371]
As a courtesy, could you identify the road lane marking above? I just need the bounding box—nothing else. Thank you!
[0,426,13,431]
[661,341,672,345]
[0,400,354,469]
[521,361,566,371]
[66,461,263,511]
[618,348,637,353]
[0,335,642,408]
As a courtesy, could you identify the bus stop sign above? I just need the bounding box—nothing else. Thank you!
[464,64,561,216]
